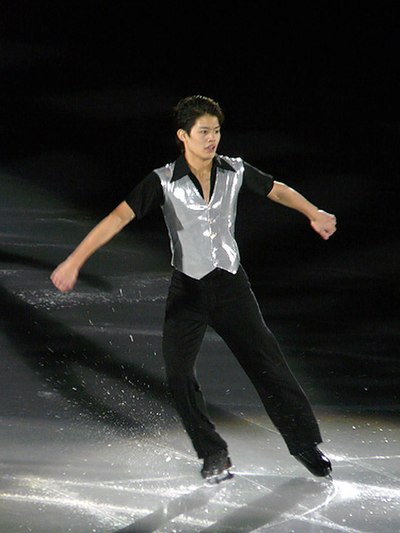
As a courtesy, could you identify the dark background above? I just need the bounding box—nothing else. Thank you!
[1,1,399,405]
[2,2,399,196]
[1,2,399,245]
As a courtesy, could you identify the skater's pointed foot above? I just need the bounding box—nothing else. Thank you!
[201,450,233,483]
[295,446,332,477]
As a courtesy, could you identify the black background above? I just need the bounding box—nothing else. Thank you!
[2,2,399,192]
[2,2,399,267]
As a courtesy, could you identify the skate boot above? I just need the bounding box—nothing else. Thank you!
[295,446,332,478]
[201,450,234,484]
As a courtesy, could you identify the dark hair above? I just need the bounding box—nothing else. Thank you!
[172,95,224,151]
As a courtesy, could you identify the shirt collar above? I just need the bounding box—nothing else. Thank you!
[171,154,235,182]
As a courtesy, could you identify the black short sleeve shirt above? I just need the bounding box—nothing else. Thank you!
[125,155,274,220]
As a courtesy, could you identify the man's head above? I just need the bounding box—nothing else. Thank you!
[173,95,224,160]
[173,95,224,150]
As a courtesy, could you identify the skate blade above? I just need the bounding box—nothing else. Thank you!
[205,470,234,486]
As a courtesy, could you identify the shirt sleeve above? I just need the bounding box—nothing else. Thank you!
[125,171,164,220]
[243,161,274,196]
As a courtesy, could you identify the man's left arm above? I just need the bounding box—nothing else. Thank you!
[267,181,337,240]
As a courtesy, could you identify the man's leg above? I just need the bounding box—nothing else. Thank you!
[210,273,322,455]
[162,289,228,460]
[212,287,331,476]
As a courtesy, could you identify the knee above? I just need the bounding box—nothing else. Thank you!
[166,371,198,397]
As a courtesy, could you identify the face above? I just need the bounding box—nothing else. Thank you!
[178,114,221,163]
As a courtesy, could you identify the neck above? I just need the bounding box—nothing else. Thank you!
[185,154,213,178]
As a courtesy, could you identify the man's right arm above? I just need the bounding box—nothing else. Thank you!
[51,201,135,292]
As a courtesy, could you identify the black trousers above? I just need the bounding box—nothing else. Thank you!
[162,266,322,459]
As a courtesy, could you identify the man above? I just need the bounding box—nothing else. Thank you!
[51,95,336,483]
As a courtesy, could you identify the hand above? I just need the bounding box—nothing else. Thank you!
[50,259,79,292]
[310,210,337,240]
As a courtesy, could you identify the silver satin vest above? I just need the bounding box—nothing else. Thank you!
[156,156,244,279]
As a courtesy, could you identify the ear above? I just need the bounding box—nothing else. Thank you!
[177,129,186,142]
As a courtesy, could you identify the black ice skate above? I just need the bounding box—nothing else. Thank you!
[201,451,234,484]
[295,446,332,478]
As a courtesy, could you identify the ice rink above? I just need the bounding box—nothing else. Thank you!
[1,165,399,532]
